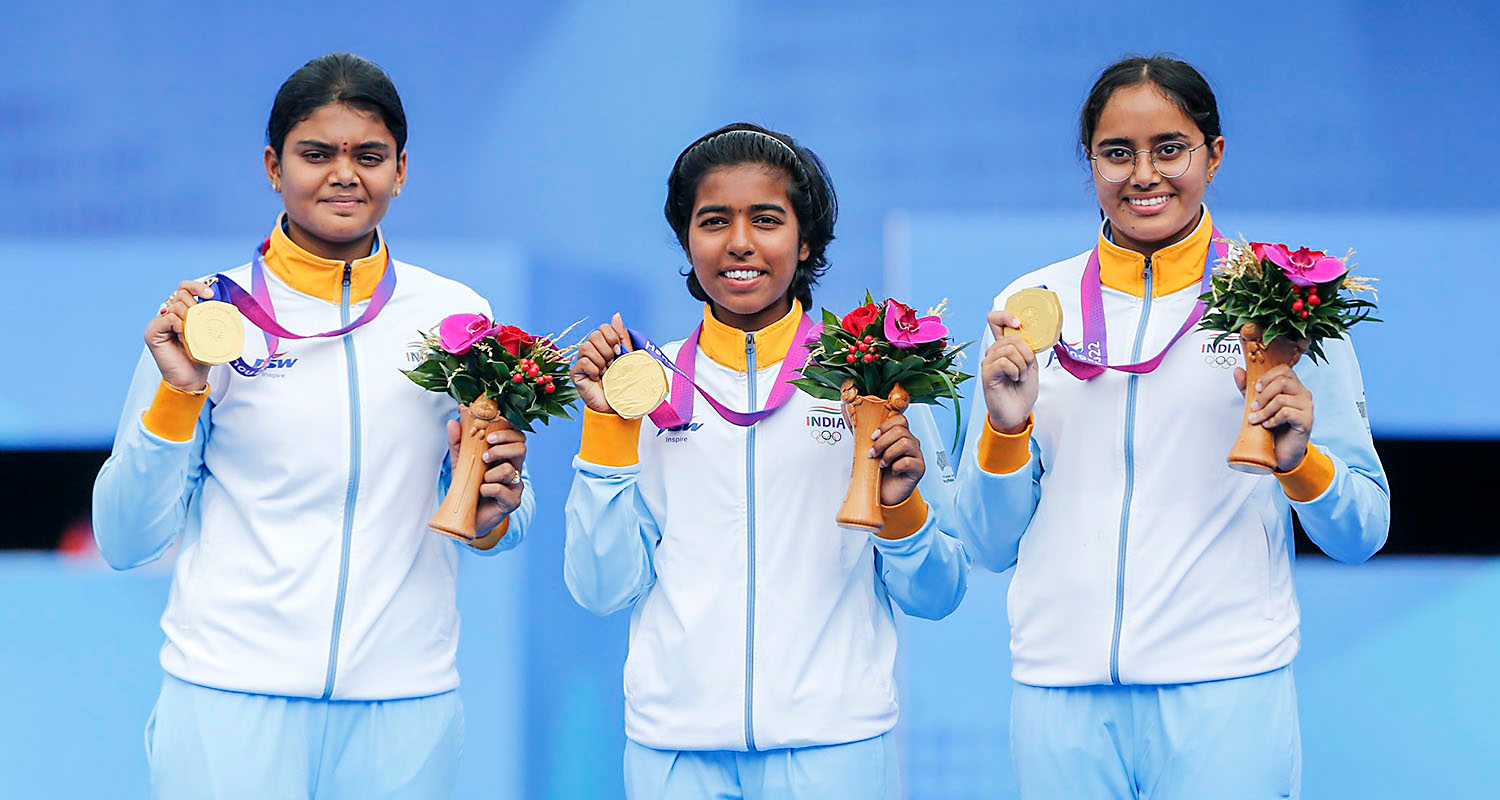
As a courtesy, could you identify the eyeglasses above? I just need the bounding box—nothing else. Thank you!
[1089,141,1208,184]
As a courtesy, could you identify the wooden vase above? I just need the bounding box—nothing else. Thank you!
[429,395,511,542]
[1227,323,1307,474]
[837,382,910,533]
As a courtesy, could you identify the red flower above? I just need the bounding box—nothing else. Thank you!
[841,303,881,337]
[492,325,535,356]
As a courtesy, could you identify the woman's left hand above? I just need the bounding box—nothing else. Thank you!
[448,420,527,535]
[1236,364,1315,472]
[870,412,925,506]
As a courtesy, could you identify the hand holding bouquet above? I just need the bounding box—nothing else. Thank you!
[404,314,580,540]
[794,295,971,532]
[1199,241,1379,473]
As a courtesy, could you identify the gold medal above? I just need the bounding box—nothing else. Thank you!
[602,350,669,420]
[183,300,246,365]
[1003,288,1064,354]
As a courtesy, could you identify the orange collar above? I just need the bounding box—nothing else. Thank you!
[699,301,804,371]
[1097,206,1214,298]
[263,215,389,304]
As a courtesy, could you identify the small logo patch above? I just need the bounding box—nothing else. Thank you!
[805,404,847,445]
[231,353,299,377]
[656,421,703,443]
[1201,335,1241,369]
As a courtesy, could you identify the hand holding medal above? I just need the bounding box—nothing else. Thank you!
[1000,289,1064,354]
[573,313,672,420]
[404,314,581,541]
[147,279,219,392]
[180,279,248,367]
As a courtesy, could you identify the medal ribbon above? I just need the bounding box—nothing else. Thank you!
[624,314,820,428]
[1053,227,1224,380]
[209,239,397,377]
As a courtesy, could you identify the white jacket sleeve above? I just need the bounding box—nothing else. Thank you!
[91,349,211,570]
[951,322,1043,573]
[870,404,972,620]
[563,453,661,617]
[1285,336,1391,564]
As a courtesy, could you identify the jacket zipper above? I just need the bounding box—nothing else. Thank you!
[743,333,759,751]
[322,264,363,698]
[1110,257,1153,685]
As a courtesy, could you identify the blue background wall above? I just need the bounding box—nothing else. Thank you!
[2,2,1497,797]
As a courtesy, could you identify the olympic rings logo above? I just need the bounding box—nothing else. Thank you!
[1203,354,1239,369]
[817,429,843,444]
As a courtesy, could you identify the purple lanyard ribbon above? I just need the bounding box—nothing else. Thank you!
[627,314,821,429]
[210,239,397,377]
[1053,228,1224,381]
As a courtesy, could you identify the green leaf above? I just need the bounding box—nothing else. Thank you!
[791,379,842,401]
[449,374,482,404]
[936,370,965,453]
[402,369,446,393]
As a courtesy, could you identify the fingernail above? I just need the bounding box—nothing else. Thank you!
[482,452,492,463]
[487,434,499,444]
[1251,401,1260,410]
[871,429,880,440]
[868,448,877,458]
[1254,382,1263,392]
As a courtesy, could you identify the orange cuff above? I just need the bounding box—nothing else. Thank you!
[469,517,512,551]
[1276,444,1336,503]
[977,416,1033,475]
[579,407,643,468]
[877,489,930,541]
[142,380,209,443]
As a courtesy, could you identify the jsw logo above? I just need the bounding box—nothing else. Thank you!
[251,355,300,371]
[656,422,704,437]
[230,354,300,378]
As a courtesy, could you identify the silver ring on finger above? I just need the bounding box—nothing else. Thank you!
[508,471,522,485]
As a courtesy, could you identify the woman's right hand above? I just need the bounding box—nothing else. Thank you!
[981,310,1040,433]
[146,280,215,393]
[572,313,632,414]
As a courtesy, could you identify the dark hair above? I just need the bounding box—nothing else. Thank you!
[1079,55,1221,157]
[266,53,408,157]
[664,122,838,310]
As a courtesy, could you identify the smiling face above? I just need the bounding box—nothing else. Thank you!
[264,102,406,263]
[688,164,810,331]
[1090,82,1224,255]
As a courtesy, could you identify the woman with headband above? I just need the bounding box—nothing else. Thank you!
[564,122,971,798]
[92,53,531,798]
[954,56,1389,798]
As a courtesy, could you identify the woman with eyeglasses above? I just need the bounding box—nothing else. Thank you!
[952,55,1389,798]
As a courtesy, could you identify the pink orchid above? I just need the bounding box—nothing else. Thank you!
[882,300,948,349]
[1251,242,1347,288]
[438,313,494,355]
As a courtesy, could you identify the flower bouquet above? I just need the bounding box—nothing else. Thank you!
[403,313,580,541]
[1198,241,1379,473]
[792,295,971,532]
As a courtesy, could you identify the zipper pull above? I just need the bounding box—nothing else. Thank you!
[343,264,353,289]
[1142,255,1153,279]
[745,334,755,356]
